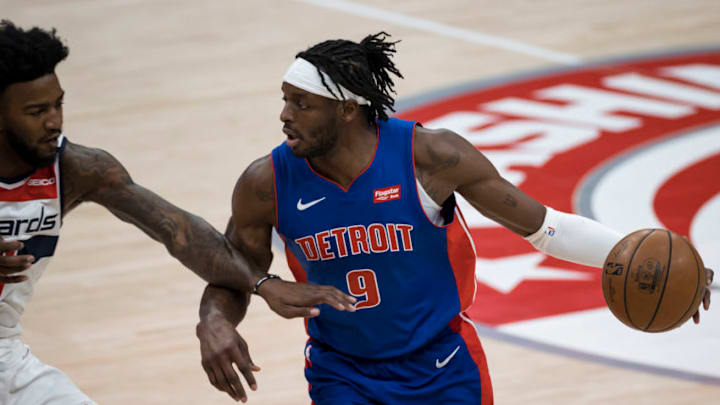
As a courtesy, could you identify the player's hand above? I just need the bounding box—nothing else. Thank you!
[256,278,357,318]
[197,316,260,402]
[693,268,713,324]
[0,236,34,283]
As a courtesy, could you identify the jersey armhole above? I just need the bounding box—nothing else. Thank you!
[56,136,67,225]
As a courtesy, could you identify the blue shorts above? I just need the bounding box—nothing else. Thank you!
[304,314,493,405]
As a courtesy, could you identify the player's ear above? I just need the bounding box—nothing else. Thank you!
[339,100,360,122]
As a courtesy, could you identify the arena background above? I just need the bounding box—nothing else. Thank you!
[3,1,719,404]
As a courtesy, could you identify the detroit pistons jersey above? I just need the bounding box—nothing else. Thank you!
[272,118,477,359]
[0,137,64,339]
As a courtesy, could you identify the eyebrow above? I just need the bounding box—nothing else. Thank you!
[23,90,65,110]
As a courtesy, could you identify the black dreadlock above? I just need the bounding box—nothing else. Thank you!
[0,20,69,94]
[296,32,403,126]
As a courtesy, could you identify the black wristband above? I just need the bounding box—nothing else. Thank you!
[252,274,281,294]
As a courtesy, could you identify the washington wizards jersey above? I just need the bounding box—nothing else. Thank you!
[0,137,65,339]
[272,118,477,359]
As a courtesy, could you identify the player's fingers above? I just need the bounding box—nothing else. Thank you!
[703,289,711,310]
[693,310,700,324]
[236,363,258,393]
[0,255,34,272]
[0,265,30,275]
[0,275,28,284]
[208,361,236,399]
[282,304,318,319]
[706,268,714,285]
[0,239,23,252]
[219,358,245,402]
[313,286,356,311]
[228,348,257,393]
[204,364,219,389]
[331,287,357,310]
[233,346,259,391]
[201,359,224,392]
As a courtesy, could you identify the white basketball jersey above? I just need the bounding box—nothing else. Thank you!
[0,137,64,339]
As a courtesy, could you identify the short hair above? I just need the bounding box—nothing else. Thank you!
[297,32,403,126]
[0,20,69,94]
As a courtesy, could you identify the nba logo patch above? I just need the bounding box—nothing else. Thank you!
[373,185,401,203]
[547,226,556,236]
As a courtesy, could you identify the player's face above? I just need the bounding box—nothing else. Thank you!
[280,82,340,158]
[0,73,64,169]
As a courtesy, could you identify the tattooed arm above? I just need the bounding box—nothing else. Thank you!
[60,141,256,290]
[413,126,546,236]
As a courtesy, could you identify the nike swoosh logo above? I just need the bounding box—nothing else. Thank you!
[297,197,326,211]
[435,345,460,369]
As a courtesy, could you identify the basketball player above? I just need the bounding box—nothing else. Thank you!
[197,33,714,404]
[0,20,356,405]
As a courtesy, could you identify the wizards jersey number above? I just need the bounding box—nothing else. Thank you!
[346,269,381,310]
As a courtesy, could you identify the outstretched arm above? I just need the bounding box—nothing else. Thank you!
[61,141,255,291]
[414,126,620,266]
[414,125,711,321]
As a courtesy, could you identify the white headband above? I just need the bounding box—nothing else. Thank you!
[283,57,370,105]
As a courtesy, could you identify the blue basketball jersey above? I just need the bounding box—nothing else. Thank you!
[272,118,476,359]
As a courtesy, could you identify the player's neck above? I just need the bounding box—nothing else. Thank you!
[0,138,34,179]
[308,124,377,188]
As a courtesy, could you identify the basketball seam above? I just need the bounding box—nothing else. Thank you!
[659,238,703,332]
[623,229,654,329]
[644,230,672,331]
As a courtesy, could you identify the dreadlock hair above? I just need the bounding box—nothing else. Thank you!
[0,20,69,95]
[296,32,403,126]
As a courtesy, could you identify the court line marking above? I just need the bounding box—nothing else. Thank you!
[474,322,720,385]
[294,0,582,65]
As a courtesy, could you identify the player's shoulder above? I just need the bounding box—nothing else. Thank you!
[414,125,456,142]
[232,154,275,206]
[62,141,122,173]
[238,154,273,188]
[61,141,131,190]
[413,125,467,168]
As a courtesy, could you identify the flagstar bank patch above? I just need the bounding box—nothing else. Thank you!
[396,49,720,383]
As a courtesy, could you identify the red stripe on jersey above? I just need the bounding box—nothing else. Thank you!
[285,244,308,283]
[270,154,280,229]
[284,242,311,335]
[450,315,494,405]
[446,208,477,311]
[0,166,58,202]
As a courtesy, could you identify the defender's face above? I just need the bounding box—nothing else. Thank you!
[279,82,340,158]
[0,73,64,168]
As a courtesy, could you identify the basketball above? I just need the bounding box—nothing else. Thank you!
[602,229,706,332]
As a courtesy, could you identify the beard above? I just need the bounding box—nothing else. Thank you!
[5,128,59,168]
[301,130,339,158]
[291,118,340,158]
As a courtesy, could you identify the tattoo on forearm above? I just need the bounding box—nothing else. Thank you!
[114,192,251,290]
[62,143,253,291]
[503,193,518,208]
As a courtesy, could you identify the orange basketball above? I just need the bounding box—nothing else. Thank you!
[602,229,706,332]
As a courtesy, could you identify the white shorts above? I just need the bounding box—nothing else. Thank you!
[0,339,96,405]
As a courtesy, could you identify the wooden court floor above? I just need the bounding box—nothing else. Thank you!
[3,1,720,403]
